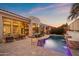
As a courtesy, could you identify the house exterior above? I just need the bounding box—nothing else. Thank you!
[40,23,48,36]
[28,16,41,36]
[67,17,79,49]
[0,9,53,42]
[68,18,79,31]
[0,9,30,41]
[40,23,52,35]
[28,16,52,37]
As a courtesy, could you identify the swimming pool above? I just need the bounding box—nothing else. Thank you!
[37,35,72,56]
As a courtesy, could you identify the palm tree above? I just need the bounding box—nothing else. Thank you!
[68,3,79,20]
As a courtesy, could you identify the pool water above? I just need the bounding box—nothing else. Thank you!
[38,35,72,56]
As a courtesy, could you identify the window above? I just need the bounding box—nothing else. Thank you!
[3,18,11,35]
[13,20,20,35]
[4,24,11,35]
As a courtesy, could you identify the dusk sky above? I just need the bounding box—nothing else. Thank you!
[0,3,72,27]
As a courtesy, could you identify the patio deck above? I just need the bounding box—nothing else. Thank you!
[0,36,65,56]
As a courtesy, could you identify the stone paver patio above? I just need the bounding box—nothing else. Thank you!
[0,37,65,56]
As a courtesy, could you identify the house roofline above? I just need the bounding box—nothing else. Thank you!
[0,9,30,22]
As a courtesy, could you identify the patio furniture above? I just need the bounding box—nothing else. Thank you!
[5,36,14,43]
[4,33,14,43]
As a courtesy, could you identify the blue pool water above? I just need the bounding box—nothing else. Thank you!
[37,35,72,56]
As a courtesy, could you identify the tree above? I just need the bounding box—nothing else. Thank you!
[68,3,79,20]
[50,24,68,35]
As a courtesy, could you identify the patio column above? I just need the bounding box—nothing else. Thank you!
[0,15,3,40]
[29,23,33,37]
[44,26,46,35]
[11,20,13,36]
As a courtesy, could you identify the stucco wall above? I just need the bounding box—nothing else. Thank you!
[69,19,79,31]
[0,15,3,39]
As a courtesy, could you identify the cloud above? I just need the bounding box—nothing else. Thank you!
[26,3,72,27]
[28,3,71,14]
[54,4,71,14]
